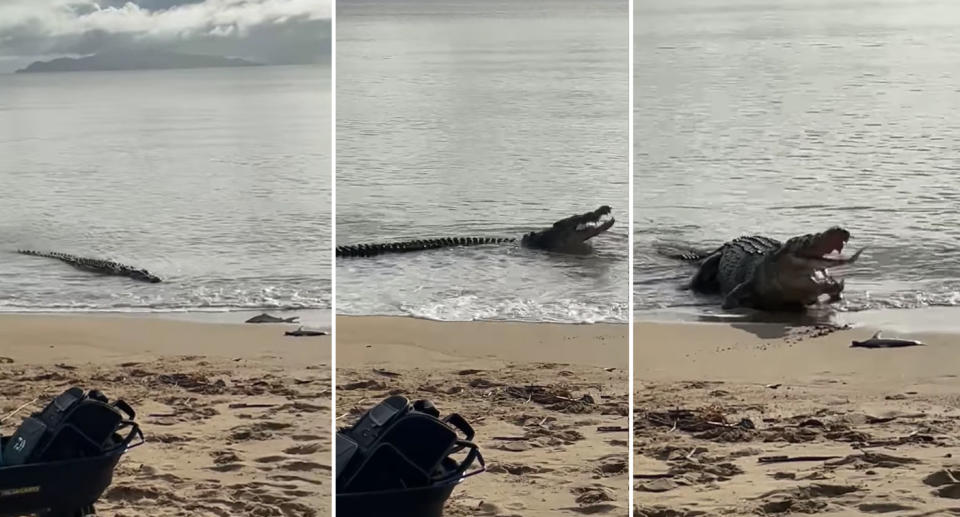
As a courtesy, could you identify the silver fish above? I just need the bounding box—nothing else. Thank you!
[245,313,299,324]
[851,331,924,349]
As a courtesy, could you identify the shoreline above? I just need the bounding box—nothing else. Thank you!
[635,305,960,332]
[335,309,628,326]
[0,312,330,365]
[336,314,629,369]
[0,307,331,328]
[337,303,959,333]
[2,304,953,333]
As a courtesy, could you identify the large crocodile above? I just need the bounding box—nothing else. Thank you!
[664,227,863,311]
[337,205,615,258]
[17,250,161,283]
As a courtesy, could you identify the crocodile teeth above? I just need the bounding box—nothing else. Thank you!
[575,213,613,231]
[809,269,834,285]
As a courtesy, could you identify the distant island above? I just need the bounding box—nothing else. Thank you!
[16,50,262,74]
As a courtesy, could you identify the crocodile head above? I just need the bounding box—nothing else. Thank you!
[520,205,614,254]
[743,226,862,309]
[131,269,162,283]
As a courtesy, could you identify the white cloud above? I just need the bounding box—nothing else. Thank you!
[0,0,329,49]
[0,0,330,67]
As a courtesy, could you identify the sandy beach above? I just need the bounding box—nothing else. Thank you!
[0,313,331,517]
[336,315,631,517]
[633,311,960,516]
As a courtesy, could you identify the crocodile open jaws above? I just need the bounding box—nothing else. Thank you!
[670,227,863,311]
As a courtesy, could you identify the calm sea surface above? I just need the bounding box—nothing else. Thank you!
[0,66,331,319]
[635,0,960,319]
[337,0,628,323]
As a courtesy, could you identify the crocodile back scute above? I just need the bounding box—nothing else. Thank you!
[715,235,782,293]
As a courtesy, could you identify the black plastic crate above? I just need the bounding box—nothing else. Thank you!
[0,437,123,517]
[337,477,463,517]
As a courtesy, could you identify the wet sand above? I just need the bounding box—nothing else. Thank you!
[634,312,960,516]
[336,315,631,517]
[0,314,331,517]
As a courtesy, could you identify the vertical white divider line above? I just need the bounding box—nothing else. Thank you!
[330,0,338,514]
[627,0,635,513]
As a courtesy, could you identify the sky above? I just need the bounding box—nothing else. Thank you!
[0,0,331,73]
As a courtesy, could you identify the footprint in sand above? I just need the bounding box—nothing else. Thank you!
[924,468,960,499]
[255,455,289,463]
[560,503,620,514]
[486,462,554,475]
[209,450,245,472]
[240,481,300,490]
[755,484,860,514]
[341,379,387,390]
[857,502,917,513]
[281,460,328,472]
[492,441,533,452]
[105,485,171,503]
[283,442,323,455]
[209,463,245,472]
[634,505,699,517]
[291,434,324,441]
[470,501,522,516]
[275,402,327,414]
[151,433,193,443]
[230,421,292,441]
[212,451,241,464]
[283,489,314,498]
[469,378,498,389]
[572,485,616,504]
[829,452,922,469]
[636,479,677,493]
[151,473,185,484]
[934,485,960,499]
[759,498,827,514]
[593,455,628,477]
[271,474,325,486]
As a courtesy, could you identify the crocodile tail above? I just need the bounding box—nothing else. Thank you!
[18,249,66,260]
[336,237,516,257]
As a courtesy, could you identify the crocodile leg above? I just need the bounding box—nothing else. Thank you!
[688,253,721,293]
[721,280,754,309]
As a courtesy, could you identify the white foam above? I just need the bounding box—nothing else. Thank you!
[394,296,627,324]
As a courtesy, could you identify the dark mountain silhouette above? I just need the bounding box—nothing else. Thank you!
[16,50,262,73]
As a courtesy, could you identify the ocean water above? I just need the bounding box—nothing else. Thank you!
[337,0,628,323]
[0,66,331,318]
[635,0,960,319]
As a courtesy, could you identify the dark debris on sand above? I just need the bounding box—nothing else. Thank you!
[337,363,629,516]
[634,382,960,515]
[1,357,332,517]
